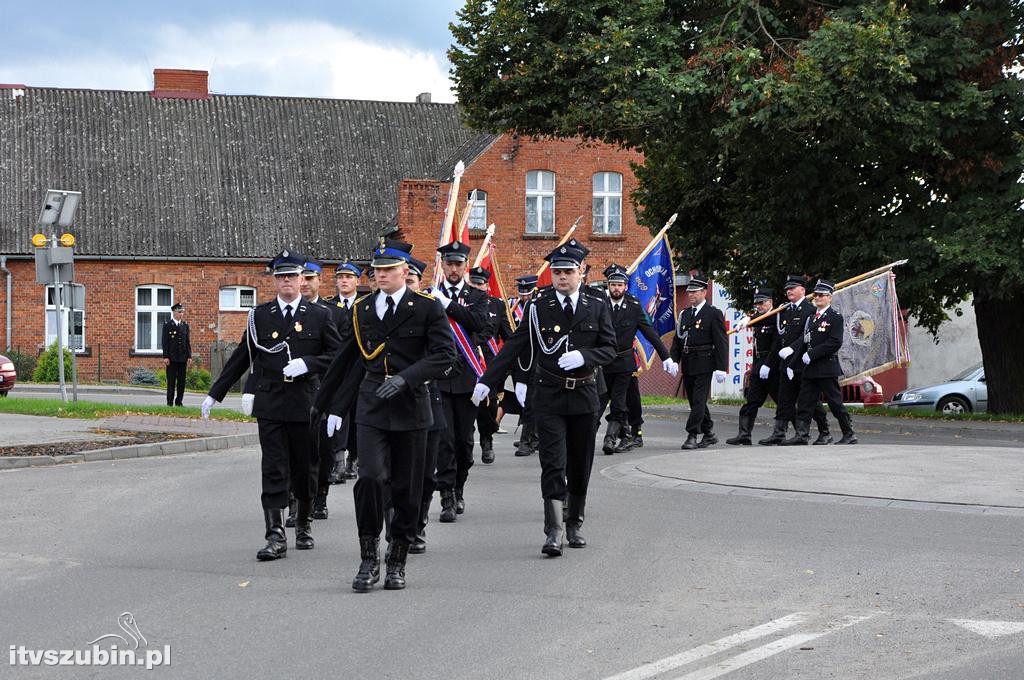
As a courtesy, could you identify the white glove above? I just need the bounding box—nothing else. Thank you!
[437,294,452,310]
[201,395,216,420]
[283,358,308,378]
[558,350,585,371]
[662,358,679,377]
[758,365,770,380]
[713,370,727,384]
[514,382,528,406]
[735,315,751,331]
[779,347,794,360]
[471,382,491,406]
[802,352,811,365]
[326,414,343,437]
[786,368,794,381]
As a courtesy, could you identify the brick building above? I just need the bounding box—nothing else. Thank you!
[0,69,659,384]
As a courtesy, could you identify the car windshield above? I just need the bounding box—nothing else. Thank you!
[948,363,983,382]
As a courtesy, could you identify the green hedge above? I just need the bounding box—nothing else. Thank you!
[31,343,73,382]
[156,360,212,392]
[4,350,37,380]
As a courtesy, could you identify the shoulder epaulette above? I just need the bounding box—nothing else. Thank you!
[415,290,436,300]
[355,293,373,305]
[336,301,344,308]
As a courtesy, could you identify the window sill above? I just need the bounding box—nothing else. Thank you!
[468,230,489,240]
[37,346,91,357]
[129,349,164,357]
[219,308,255,313]
[591,233,627,241]
[522,233,559,240]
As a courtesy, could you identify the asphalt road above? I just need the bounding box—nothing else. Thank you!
[2,411,1023,679]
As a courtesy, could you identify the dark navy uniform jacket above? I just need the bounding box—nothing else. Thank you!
[669,303,728,376]
[794,306,845,379]
[607,293,669,374]
[751,315,781,373]
[161,320,192,363]
[778,298,818,376]
[210,299,341,422]
[432,284,491,394]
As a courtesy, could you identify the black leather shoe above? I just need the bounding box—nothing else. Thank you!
[342,458,357,480]
[758,419,788,445]
[439,490,457,523]
[312,493,329,520]
[257,509,288,561]
[780,435,809,446]
[409,537,426,554]
[542,499,564,557]
[565,494,587,548]
[624,429,644,451]
[455,489,466,515]
[837,432,858,445]
[384,542,409,590]
[698,433,718,448]
[812,433,834,445]
[285,496,297,528]
[481,440,495,464]
[726,434,751,445]
[681,434,699,450]
[352,536,380,592]
[295,500,315,550]
[328,460,346,485]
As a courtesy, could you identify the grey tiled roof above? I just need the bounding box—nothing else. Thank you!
[0,88,499,259]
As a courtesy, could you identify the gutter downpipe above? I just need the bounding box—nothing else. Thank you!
[1,256,11,351]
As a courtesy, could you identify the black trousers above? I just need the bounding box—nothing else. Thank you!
[738,368,780,419]
[601,371,631,424]
[476,396,500,444]
[797,376,852,431]
[435,392,477,491]
[257,420,316,509]
[626,375,643,428]
[419,429,442,530]
[776,369,829,430]
[313,421,336,497]
[354,424,427,545]
[535,411,597,500]
[682,372,714,435]
[166,361,186,406]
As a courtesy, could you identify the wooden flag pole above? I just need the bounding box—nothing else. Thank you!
[627,213,678,274]
[472,222,496,268]
[533,216,582,280]
[727,259,910,335]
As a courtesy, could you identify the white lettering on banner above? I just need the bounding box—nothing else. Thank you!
[710,282,750,399]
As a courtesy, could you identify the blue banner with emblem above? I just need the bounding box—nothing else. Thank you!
[627,233,676,369]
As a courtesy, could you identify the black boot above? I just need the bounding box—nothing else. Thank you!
[285,494,297,528]
[342,456,357,480]
[681,434,699,450]
[542,499,564,557]
[439,489,457,523]
[813,427,834,445]
[527,427,540,455]
[698,432,719,448]
[626,427,644,450]
[602,421,622,455]
[312,492,329,519]
[410,497,430,554]
[328,450,347,485]
[455,488,466,515]
[352,536,380,592]
[481,437,495,464]
[613,425,632,453]
[384,540,409,590]
[726,415,754,445]
[256,508,287,561]
[780,420,810,446]
[515,423,535,456]
[758,419,788,445]
[295,499,315,550]
[836,413,858,444]
[565,494,587,548]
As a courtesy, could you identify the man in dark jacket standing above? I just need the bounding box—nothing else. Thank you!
[783,280,858,446]
[202,250,341,561]
[161,302,191,406]
[472,243,616,557]
[727,288,781,445]
[467,265,513,465]
[670,272,729,450]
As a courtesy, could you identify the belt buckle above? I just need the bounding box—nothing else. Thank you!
[565,377,577,390]
[283,374,294,383]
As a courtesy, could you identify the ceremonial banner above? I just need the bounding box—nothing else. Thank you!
[830,272,910,383]
[476,243,513,351]
[627,232,676,369]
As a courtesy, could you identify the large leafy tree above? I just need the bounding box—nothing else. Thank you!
[450,0,1024,413]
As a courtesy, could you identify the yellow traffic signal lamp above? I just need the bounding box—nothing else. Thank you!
[59,233,75,247]
[31,233,48,247]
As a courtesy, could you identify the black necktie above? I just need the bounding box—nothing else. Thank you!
[343,299,350,310]
[384,296,395,323]
[563,298,574,320]
[283,305,293,325]
[449,286,458,300]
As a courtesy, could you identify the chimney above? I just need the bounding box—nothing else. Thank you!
[415,92,431,104]
[151,69,210,100]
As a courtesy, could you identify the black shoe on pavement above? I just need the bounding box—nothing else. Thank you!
[697,433,718,448]
[680,434,699,450]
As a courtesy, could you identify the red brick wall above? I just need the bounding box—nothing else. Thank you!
[397,134,652,287]
[0,259,279,382]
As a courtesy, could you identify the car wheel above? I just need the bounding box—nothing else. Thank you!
[937,395,970,415]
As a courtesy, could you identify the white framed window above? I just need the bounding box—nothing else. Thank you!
[593,172,623,234]
[525,170,555,234]
[467,190,488,231]
[220,285,257,311]
[44,284,85,352]
[135,285,173,352]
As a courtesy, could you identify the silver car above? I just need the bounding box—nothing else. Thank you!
[888,363,987,415]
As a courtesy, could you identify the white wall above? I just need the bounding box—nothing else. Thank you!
[906,302,982,388]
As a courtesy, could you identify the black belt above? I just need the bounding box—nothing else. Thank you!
[681,344,713,354]
[536,366,597,390]
[755,350,771,358]
[616,348,634,357]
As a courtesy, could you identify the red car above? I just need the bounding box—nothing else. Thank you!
[743,370,884,407]
[0,354,16,396]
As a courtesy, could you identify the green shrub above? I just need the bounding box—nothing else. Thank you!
[31,343,73,383]
[155,361,211,392]
[128,367,160,386]
[5,350,37,381]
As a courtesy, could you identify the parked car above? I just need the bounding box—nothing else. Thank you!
[0,354,16,396]
[888,363,986,415]
[743,370,883,407]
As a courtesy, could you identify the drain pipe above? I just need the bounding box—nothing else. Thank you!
[0,256,10,351]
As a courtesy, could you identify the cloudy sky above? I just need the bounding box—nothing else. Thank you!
[0,1,466,102]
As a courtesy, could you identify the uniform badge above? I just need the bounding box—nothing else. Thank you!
[408,301,414,306]
[554,325,561,332]
[695,320,702,329]
[819,322,829,332]
[294,322,303,332]
[272,331,279,339]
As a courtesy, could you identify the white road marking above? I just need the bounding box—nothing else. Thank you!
[668,614,875,680]
[601,612,813,680]
[948,619,1024,639]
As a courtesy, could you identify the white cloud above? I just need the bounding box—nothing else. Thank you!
[0,20,456,103]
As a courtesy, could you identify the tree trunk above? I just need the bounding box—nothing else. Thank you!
[973,294,1024,415]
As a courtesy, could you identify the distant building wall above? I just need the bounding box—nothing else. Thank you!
[906,302,981,387]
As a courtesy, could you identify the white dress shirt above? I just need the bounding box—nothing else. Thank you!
[277,296,299,317]
[556,289,581,315]
[339,294,357,310]
[443,279,465,299]
[375,286,407,320]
